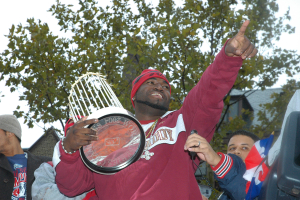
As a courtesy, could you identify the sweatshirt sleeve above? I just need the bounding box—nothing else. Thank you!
[32,162,88,200]
[211,153,233,179]
[53,140,95,197]
[180,40,243,142]
[212,153,247,200]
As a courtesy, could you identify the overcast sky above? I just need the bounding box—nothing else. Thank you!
[0,0,299,148]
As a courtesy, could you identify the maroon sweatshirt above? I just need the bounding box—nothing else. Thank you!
[54,42,243,200]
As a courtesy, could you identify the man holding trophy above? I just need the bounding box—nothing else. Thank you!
[53,20,257,199]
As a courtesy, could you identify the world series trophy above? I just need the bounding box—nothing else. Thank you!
[68,72,145,174]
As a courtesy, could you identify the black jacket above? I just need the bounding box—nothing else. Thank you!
[0,151,51,200]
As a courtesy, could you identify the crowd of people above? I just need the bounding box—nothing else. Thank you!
[0,20,281,200]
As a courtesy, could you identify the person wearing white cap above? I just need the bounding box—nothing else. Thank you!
[0,114,51,200]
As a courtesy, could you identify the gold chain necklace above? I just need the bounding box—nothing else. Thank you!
[145,119,159,138]
[141,118,159,160]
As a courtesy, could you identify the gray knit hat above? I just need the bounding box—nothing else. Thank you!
[0,114,22,140]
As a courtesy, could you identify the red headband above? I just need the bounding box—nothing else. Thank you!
[131,69,171,107]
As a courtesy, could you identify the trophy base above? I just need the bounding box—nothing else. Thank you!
[80,107,145,175]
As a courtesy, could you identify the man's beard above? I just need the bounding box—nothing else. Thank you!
[136,99,169,111]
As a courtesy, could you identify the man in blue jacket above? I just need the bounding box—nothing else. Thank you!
[185,130,259,200]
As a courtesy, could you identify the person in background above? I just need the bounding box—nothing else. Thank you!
[227,130,259,162]
[0,114,51,199]
[32,117,96,200]
[186,130,259,200]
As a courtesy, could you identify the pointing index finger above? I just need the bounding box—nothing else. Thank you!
[237,20,250,37]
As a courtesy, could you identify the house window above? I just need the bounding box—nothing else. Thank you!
[224,96,253,128]
[225,98,239,122]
